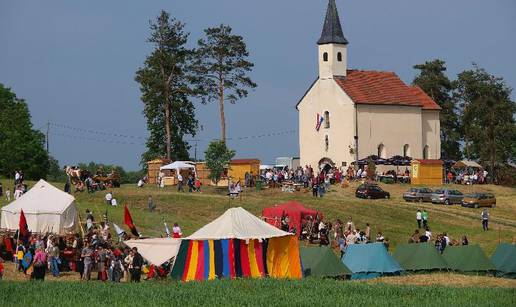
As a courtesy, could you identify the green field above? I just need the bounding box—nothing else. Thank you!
[0,279,515,307]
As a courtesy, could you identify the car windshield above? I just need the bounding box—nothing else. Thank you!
[409,188,418,192]
[434,189,443,194]
[467,193,481,198]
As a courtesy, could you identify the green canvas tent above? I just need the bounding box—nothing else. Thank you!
[300,246,351,278]
[443,245,495,273]
[491,244,516,279]
[342,243,403,279]
[393,243,448,272]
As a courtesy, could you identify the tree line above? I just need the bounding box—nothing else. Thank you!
[412,60,516,183]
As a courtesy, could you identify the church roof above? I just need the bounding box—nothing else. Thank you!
[317,0,348,45]
[334,70,441,109]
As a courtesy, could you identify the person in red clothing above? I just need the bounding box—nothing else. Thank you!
[172,223,182,238]
[0,257,4,280]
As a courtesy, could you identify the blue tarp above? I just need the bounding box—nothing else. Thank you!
[342,243,403,279]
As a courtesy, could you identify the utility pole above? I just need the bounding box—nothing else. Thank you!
[46,122,50,154]
[194,141,198,162]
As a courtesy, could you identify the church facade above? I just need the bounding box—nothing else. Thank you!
[297,0,441,169]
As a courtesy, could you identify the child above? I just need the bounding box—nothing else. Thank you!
[194,178,202,192]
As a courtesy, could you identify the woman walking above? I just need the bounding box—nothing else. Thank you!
[33,247,47,280]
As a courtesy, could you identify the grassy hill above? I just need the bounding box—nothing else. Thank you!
[2,179,514,254]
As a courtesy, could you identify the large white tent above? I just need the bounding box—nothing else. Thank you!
[125,238,182,266]
[160,161,195,172]
[0,179,78,234]
[187,207,291,240]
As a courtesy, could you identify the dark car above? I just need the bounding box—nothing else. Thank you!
[431,189,464,205]
[462,193,496,208]
[403,187,433,202]
[355,184,390,199]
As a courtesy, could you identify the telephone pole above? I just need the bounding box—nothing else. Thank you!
[46,122,50,154]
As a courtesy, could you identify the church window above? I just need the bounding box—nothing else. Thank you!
[423,145,430,159]
[325,135,329,151]
[403,144,410,157]
[378,144,386,159]
[324,111,330,128]
[337,52,342,62]
[323,52,328,62]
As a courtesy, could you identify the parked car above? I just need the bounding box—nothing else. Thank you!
[462,193,496,208]
[355,184,390,199]
[431,189,464,205]
[403,187,433,202]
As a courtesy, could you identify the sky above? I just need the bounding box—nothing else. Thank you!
[1,0,515,170]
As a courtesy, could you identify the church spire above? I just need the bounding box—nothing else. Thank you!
[317,0,348,45]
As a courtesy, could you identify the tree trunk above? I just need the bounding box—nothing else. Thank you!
[164,96,172,160]
[218,77,226,142]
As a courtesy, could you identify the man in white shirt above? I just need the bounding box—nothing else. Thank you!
[177,173,184,192]
[14,171,20,184]
[105,192,113,205]
[416,210,422,229]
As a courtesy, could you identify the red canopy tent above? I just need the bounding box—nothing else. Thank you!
[262,201,322,233]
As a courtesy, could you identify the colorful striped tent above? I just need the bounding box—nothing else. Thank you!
[170,207,302,281]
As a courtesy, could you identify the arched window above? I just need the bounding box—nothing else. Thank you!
[337,52,342,62]
[323,52,328,62]
[324,111,330,129]
[423,145,430,159]
[325,135,329,151]
[378,144,386,159]
[403,144,410,157]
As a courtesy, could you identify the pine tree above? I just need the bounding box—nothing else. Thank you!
[135,11,198,163]
[192,24,256,142]
[204,140,235,185]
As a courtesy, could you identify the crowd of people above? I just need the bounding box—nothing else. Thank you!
[446,169,488,185]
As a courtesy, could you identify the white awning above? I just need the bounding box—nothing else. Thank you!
[124,238,182,266]
[160,161,196,171]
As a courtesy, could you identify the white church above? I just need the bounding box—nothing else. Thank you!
[297,0,441,169]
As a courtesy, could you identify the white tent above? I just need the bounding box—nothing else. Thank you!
[125,238,182,266]
[187,207,291,241]
[0,179,78,234]
[453,160,483,169]
[160,161,195,172]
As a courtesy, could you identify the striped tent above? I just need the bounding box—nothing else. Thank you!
[170,207,302,281]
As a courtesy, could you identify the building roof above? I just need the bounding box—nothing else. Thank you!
[230,159,260,164]
[334,70,441,109]
[317,0,348,45]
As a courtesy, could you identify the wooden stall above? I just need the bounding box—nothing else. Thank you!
[195,162,229,187]
[146,158,169,184]
[411,159,443,185]
[229,159,260,183]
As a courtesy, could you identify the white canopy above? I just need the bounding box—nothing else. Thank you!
[0,179,78,234]
[125,238,182,266]
[160,161,195,172]
[187,207,291,241]
[453,160,483,169]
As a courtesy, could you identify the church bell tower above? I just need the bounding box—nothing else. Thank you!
[318,0,348,79]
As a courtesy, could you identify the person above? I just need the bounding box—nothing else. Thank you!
[137,179,144,188]
[33,246,47,280]
[111,198,118,207]
[375,232,384,242]
[443,232,450,246]
[177,173,184,192]
[346,217,355,232]
[86,209,94,231]
[416,209,422,229]
[0,182,3,197]
[338,236,346,258]
[48,239,60,277]
[124,249,134,282]
[195,178,202,193]
[97,245,108,281]
[422,210,429,228]
[5,188,11,202]
[81,242,93,280]
[111,255,124,282]
[365,223,371,242]
[281,215,290,232]
[424,226,432,241]
[105,192,113,205]
[172,223,182,238]
[481,208,489,231]
[410,230,420,243]
[15,170,20,185]
[148,195,155,211]
[462,235,469,245]
[187,175,194,192]
[131,247,143,282]
[16,240,25,271]
[0,257,4,280]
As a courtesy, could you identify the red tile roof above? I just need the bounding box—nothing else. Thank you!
[334,70,440,110]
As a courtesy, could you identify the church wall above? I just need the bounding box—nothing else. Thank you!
[298,79,355,169]
[422,110,441,159]
[356,105,423,160]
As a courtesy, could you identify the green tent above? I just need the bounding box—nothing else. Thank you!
[491,244,516,279]
[300,246,351,278]
[443,245,496,273]
[393,243,448,272]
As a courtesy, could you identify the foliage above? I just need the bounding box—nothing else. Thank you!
[204,140,235,184]
[0,279,514,306]
[0,84,49,180]
[454,64,516,181]
[47,155,66,182]
[192,24,256,141]
[413,59,462,160]
[135,11,198,164]
[366,158,376,180]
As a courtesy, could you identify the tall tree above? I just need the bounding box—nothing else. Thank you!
[412,59,462,160]
[0,84,50,179]
[204,140,235,185]
[135,11,197,163]
[193,24,256,142]
[455,64,516,181]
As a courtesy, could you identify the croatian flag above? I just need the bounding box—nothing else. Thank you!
[316,113,324,131]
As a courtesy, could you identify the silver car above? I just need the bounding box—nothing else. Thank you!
[403,187,433,202]
[431,189,464,205]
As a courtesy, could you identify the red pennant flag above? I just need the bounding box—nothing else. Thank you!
[124,206,140,237]
[19,209,29,237]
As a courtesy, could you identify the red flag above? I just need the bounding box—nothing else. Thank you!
[124,206,140,237]
[19,209,29,237]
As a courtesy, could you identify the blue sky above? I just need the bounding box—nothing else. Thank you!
[1,0,515,170]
